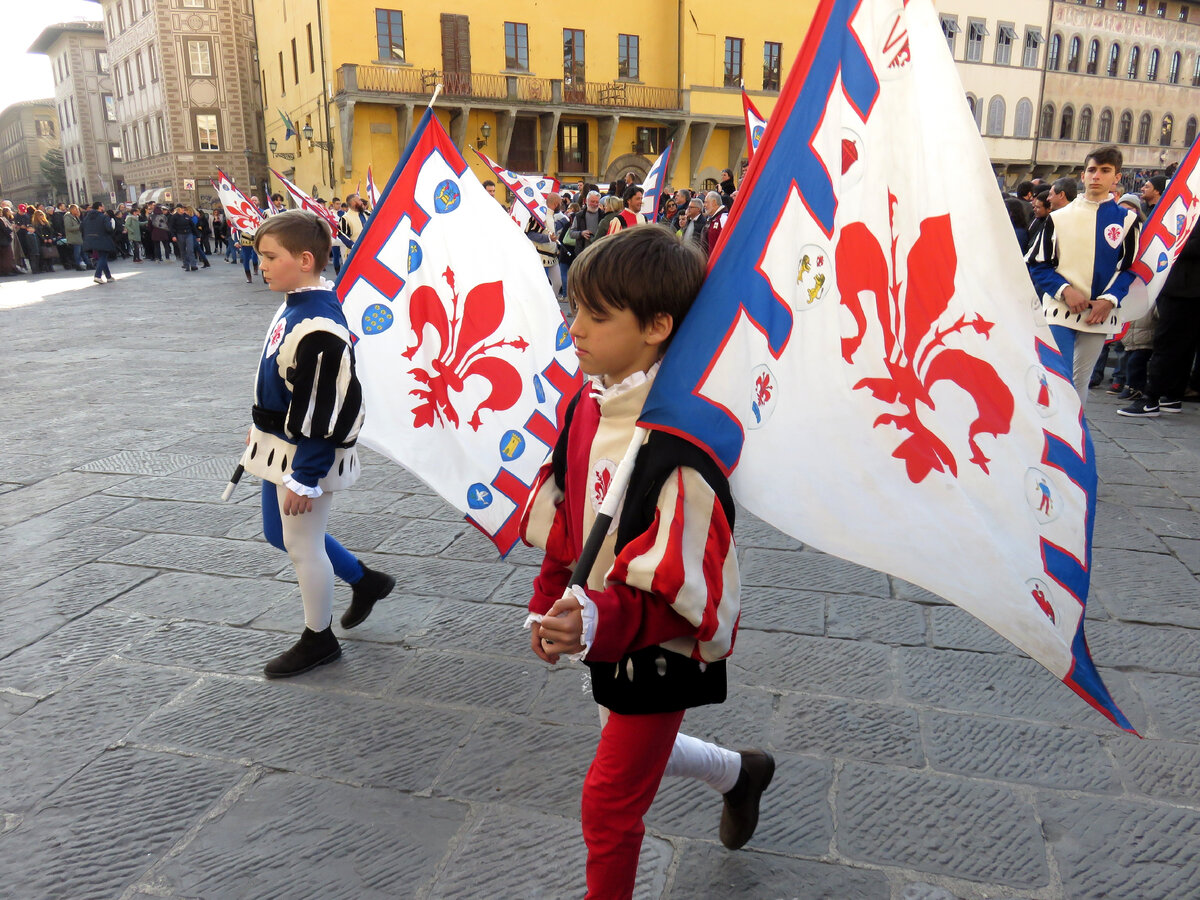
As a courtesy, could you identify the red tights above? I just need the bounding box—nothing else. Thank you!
[581,709,684,899]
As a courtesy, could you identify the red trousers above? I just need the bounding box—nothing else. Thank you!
[582,709,684,899]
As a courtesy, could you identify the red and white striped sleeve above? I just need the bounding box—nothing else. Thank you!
[519,461,574,616]
[585,466,739,664]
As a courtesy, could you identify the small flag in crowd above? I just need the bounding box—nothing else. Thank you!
[366,166,381,208]
[638,0,1134,731]
[640,143,674,221]
[278,109,297,141]
[268,167,350,247]
[336,109,582,554]
[212,168,263,234]
[742,90,768,161]
[475,150,555,228]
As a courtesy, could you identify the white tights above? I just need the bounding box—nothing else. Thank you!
[598,707,741,794]
[277,489,335,631]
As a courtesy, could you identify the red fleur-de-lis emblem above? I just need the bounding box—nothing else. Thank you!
[755,372,773,406]
[593,466,612,506]
[1106,225,1121,244]
[836,191,1015,483]
[403,266,528,431]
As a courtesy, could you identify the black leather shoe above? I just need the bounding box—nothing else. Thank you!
[719,749,775,850]
[340,565,396,628]
[263,626,341,678]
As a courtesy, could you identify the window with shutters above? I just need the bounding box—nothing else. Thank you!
[1078,106,1093,141]
[442,14,472,95]
[563,28,585,100]
[994,24,1016,65]
[1014,98,1033,136]
[1127,45,1141,78]
[1118,110,1133,142]
[1147,48,1159,80]
[1137,111,1151,144]
[1023,29,1042,67]
[1185,116,1197,146]
[941,15,960,54]
[1168,51,1180,83]
[966,20,987,62]
[1098,107,1113,141]
[1107,42,1120,76]
[1087,39,1099,73]
[507,117,538,170]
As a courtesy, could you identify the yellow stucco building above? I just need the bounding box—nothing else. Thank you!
[253,1,819,199]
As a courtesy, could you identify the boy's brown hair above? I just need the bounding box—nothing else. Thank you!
[253,209,333,270]
[567,224,706,341]
[1085,144,1123,171]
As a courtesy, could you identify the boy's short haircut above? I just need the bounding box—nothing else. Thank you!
[253,209,333,270]
[568,224,706,339]
[1085,144,1122,171]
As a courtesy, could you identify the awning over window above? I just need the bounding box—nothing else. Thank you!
[136,187,174,205]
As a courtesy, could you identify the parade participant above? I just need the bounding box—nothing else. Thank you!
[522,226,774,900]
[239,210,395,678]
[1025,145,1139,405]
[339,193,369,243]
[605,185,646,235]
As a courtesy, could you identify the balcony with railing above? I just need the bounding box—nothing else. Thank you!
[335,65,683,112]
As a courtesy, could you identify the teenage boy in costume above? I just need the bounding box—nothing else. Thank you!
[240,211,395,678]
[521,225,774,899]
[1025,145,1140,405]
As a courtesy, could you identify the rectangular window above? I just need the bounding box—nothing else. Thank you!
[763,41,782,90]
[188,40,213,77]
[195,112,220,151]
[117,3,125,31]
[1180,6,1189,20]
[149,45,158,82]
[103,94,117,122]
[508,116,538,171]
[307,23,315,73]
[124,60,134,94]
[69,96,76,127]
[563,28,585,96]
[35,119,55,138]
[291,38,299,83]
[557,121,588,173]
[97,51,110,73]
[136,52,145,88]
[635,126,668,154]
[966,20,988,62]
[1022,28,1043,67]
[111,143,123,161]
[994,24,1016,65]
[115,65,123,99]
[376,8,405,61]
[724,37,743,87]
[1094,0,1105,7]
[504,22,529,70]
[1137,0,1147,12]
[1156,1,1166,15]
[278,51,286,94]
[1116,0,1126,9]
[143,121,152,156]
[618,34,639,80]
[182,0,206,7]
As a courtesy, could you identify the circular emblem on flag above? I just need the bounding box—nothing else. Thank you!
[1176,213,1187,234]
[523,186,536,198]
[533,374,546,403]
[794,244,832,311]
[408,240,423,273]
[499,429,526,461]
[1024,365,1058,418]
[362,303,394,335]
[467,482,493,510]
[751,125,765,146]
[840,128,865,188]
[1025,577,1058,626]
[1157,251,1170,273]
[1024,467,1060,524]
[433,179,462,213]
[556,323,573,351]
[747,364,778,429]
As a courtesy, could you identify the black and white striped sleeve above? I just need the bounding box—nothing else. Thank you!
[285,332,363,445]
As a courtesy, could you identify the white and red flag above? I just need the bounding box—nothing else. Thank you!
[211,168,263,234]
[1131,131,1200,302]
[474,150,555,228]
[742,90,768,162]
[366,165,381,208]
[269,167,340,232]
[336,109,582,554]
[638,0,1134,731]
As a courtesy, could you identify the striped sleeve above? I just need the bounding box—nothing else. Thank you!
[586,467,740,664]
[285,331,363,445]
[1025,214,1068,301]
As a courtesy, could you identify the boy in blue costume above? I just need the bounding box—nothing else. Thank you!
[239,211,395,677]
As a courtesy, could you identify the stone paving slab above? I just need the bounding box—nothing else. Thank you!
[75,449,213,476]
[667,842,890,899]
[100,532,288,578]
[773,695,924,767]
[2,747,244,899]
[133,773,467,899]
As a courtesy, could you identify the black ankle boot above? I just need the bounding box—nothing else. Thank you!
[340,565,396,629]
[263,625,341,678]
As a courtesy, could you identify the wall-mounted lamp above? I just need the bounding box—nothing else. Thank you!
[268,137,295,160]
[303,122,334,152]
[631,141,640,153]
[476,121,491,149]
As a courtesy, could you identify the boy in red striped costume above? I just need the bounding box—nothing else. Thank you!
[521,225,773,899]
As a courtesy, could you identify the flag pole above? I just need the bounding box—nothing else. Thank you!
[428,84,442,107]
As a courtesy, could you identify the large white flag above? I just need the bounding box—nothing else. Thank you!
[639,0,1134,730]
[336,109,581,553]
[211,168,263,234]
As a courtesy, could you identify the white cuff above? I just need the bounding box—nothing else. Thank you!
[572,585,597,660]
[283,474,323,498]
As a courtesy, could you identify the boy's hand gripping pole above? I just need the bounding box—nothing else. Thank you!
[221,464,245,502]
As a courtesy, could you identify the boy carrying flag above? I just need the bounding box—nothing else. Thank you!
[521,226,773,899]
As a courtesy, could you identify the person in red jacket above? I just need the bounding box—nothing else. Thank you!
[521,226,773,900]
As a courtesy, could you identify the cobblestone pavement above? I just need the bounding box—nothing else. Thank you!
[1,259,1198,900]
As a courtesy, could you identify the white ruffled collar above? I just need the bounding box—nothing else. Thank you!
[289,276,336,295]
[591,361,660,403]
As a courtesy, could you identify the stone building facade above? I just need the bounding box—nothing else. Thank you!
[0,100,60,205]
